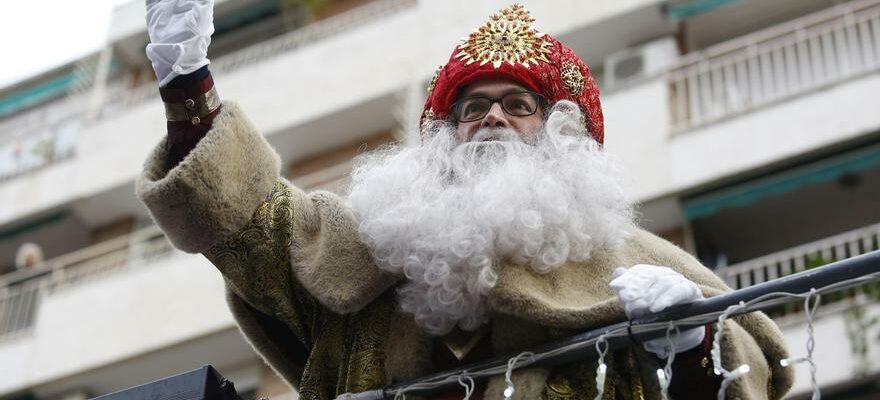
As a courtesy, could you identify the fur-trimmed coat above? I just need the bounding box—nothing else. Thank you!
[137,102,793,400]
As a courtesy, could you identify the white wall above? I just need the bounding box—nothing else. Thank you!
[603,78,673,201]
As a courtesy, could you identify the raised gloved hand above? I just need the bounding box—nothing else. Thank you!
[610,264,705,358]
[145,0,215,86]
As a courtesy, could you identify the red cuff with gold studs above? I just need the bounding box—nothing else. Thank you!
[160,73,221,125]
[160,72,222,171]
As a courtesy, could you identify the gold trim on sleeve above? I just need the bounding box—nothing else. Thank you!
[164,85,221,124]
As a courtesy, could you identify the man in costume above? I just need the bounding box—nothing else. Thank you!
[137,1,793,398]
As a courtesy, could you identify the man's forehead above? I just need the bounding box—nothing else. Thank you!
[458,79,533,99]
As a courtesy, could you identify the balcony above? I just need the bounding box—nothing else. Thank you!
[668,0,880,132]
[606,6,880,207]
[0,226,173,340]
[718,222,880,290]
[0,226,258,398]
[0,97,82,183]
[0,0,416,189]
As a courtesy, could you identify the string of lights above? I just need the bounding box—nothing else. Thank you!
[336,250,880,400]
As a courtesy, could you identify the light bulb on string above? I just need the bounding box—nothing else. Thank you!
[656,369,669,393]
[593,334,609,400]
[503,352,534,400]
[657,322,678,400]
[780,356,808,368]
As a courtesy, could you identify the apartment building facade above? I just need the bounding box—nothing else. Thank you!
[1,0,879,399]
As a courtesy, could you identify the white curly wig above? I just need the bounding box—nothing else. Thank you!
[347,101,635,335]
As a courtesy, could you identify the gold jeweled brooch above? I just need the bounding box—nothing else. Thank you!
[455,4,553,69]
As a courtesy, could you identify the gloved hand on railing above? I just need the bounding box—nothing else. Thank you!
[610,264,706,358]
[145,0,215,87]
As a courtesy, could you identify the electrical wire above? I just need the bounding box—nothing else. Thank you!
[379,271,880,399]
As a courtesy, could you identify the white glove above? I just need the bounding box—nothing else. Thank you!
[145,0,215,87]
[610,264,705,358]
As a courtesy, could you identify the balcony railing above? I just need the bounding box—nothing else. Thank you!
[99,0,417,118]
[0,225,173,340]
[0,97,82,182]
[718,222,880,290]
[716,223,880,321]
[668,0,880,131]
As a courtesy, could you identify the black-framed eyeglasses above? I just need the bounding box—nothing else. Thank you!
[451,91,544,122]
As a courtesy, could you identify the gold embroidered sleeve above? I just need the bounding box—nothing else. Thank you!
[205,180,395,398]
[205,180,320,347]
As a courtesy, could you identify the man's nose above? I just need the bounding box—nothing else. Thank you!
[480,102,510,128]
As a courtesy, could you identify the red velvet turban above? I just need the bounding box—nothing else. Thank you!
[421,4,604,144]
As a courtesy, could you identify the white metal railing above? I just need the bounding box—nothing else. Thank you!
[718,222,880,290]
[668,0,880,131]
[99,0,417,118]
[0,119,80,183]
[0,225,173,340]
[718,223,880,321]
[0,280,40,340]
[0,96,80,140]
[0,96,84,182]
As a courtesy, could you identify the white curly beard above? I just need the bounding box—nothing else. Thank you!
[347,101,635,336]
